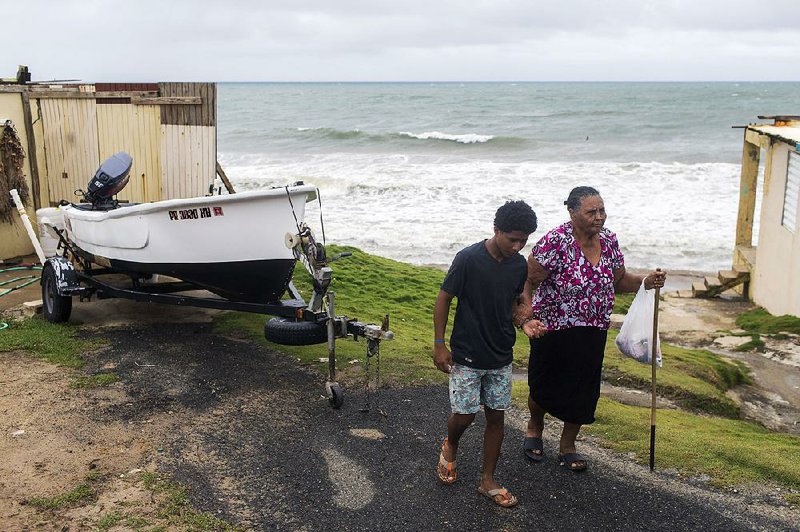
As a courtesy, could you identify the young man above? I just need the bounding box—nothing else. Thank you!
[433,200,544,508]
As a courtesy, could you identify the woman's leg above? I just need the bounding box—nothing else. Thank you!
[559,421,581,454]
[524,396,547,459]
[559,422,587,470]
[526,396,546,438]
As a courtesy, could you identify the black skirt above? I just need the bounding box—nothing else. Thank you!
[528,327,608,425]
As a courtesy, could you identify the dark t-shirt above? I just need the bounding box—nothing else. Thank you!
[441,240,527,369]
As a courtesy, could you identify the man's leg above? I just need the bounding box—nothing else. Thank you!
[442,412,475,462]
[441,364,481,471]
[474,364,517,506]
[479,407,504,492]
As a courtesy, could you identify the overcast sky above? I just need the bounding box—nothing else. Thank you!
[4,0,799,82]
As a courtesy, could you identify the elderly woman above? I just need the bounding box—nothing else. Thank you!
[518,186,666,471]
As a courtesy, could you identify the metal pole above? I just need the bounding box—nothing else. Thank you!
[649,269,661,471]
[327,291,336,382]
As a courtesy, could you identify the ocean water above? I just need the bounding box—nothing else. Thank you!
[216,82,799,273]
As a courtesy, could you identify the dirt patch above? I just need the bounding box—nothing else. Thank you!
[0,350,173,529]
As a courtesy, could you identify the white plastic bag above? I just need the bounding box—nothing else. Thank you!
[615,281,662,367]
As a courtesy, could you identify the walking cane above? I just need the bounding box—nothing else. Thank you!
[649,268,662,471]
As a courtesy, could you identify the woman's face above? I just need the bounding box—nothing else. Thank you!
[570,195,606,235]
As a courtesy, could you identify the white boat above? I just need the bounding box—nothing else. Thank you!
[43,152,392,409]
[60,152,319,304]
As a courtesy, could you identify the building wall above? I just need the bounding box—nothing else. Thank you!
[752,142,800,316]
[160,124,216,200]
[39,97,100,204]
[0,92,36,260]
[96,103,162,203]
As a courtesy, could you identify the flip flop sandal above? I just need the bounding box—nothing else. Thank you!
[477,486,518,508]
[523,436,544,462]
[437,438,458,485]
[558,452,588,472]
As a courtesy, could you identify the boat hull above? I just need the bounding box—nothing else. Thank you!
[62,185,317,303]
[107,257,296,303]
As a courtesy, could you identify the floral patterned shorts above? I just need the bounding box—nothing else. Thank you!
[449,363,512,414]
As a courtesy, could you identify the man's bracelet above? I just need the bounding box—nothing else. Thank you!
[434,339,446,344]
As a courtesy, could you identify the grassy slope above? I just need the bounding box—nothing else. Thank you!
[587,398,800,490]
[736,308,800,335]
[214,245,451,386]
[603,330,750,417]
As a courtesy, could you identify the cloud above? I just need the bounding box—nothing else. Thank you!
[3,0,799,81]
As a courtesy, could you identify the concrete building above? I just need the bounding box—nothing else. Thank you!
[732,116,800,317]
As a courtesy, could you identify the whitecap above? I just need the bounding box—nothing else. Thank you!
[398,131,494,144]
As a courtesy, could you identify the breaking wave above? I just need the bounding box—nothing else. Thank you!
[294,126,515,146]
[397,131,494,144]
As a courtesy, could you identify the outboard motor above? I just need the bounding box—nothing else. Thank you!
[83,152,133,210]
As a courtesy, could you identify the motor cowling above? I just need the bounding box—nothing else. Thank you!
[84,152,132,208]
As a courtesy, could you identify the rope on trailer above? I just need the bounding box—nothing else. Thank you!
[284,186,302,235]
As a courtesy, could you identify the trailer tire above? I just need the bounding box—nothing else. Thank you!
[264,317,328,346]
[41,264,72,323]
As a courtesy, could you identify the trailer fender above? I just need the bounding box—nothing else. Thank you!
[42,257,81,296]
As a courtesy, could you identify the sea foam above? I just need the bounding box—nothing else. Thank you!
[220,153,740,273]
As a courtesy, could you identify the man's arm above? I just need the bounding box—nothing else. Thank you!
[433,289,455,373]
[516,255,550,338]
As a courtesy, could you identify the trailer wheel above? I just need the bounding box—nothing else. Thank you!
[42,265,72,323]
[264,317,328,346]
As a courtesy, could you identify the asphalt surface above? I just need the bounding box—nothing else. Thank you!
[83,321,797,532]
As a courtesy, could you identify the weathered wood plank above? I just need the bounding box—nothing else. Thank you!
[215,161,236,194]
[131,96,202,105]
[25,91,157,99]
[734,137,760,247]
[691,282,708,297]
[20,92,42,210]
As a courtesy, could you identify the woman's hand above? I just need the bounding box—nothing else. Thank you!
[644,270,667,290]
[522,318,548,339]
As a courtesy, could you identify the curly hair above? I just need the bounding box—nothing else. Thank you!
[494,200,537,234]
[564,186,600,211]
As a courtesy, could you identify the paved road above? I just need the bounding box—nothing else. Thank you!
[86,322,797,532]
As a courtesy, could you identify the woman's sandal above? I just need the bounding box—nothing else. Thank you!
[523,436,544,462]
[558,452,588,472]
[478,486,518,508]
[437,437,458,484]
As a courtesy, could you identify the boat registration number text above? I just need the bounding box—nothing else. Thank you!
[168,207,224,221]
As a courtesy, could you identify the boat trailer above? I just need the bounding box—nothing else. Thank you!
[41,223,393,410]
